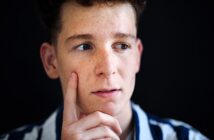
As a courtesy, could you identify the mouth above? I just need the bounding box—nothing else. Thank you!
[91,88,121,98]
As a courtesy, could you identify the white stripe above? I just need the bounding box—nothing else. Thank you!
[189,129,210,140]
[15,126,29,132]
[0,134,9,140]
[169,119,209,140]
[23,126,40,140]
[132,103,153,140]
[150,120,178,140]
[167,119,192,129]
[41,111,57,140]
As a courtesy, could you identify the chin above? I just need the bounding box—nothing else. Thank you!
[82,101,121,116]
[99,102,120,116]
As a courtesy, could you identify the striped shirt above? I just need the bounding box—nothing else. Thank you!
[0,103,209,140]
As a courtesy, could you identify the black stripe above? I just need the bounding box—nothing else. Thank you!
[8,125,34,140]
[149,123,163,140]
[56,105,63,140]
[174,126,189,140]
[36,127,43,140]
[147,114,191,140]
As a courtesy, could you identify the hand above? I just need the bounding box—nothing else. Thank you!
[61,73,122,140]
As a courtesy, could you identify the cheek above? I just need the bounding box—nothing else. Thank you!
[120,55,138,77]
[119,55,138,91]
[57,58,83,88]
[75,62,94,91]
[60,58,88,77]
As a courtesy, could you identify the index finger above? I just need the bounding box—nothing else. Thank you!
[62,72,79,126]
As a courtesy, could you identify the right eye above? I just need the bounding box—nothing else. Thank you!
[76,44,92,51]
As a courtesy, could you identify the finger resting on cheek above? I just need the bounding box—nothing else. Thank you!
[70,72,78,89]
[63,72,79,125]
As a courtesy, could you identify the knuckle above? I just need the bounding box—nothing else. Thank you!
[102,126,111,134]
[113,118,117,124]
[70,133,83,140]
[114,119,120,126]
[62,126,83,140]
[102,138,111,140]
[101,126,119,140]
[95,111,103,120]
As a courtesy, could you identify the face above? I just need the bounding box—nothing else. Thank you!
[41,2,143,116]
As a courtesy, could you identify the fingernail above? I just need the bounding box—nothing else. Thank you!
[119,128,122,134]
[71,72,75,78]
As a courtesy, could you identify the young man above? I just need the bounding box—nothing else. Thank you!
[0,0,209,140]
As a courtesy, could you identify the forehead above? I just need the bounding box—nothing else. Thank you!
[58,2,137,42]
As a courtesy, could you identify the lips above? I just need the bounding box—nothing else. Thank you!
[91,88,121,98]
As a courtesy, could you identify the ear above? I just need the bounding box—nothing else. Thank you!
[136,38,143,73]
[40,42,59,79]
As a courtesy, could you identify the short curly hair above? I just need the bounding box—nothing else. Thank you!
[37,0,146,44]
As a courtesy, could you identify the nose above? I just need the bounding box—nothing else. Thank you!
[95,49,116,77]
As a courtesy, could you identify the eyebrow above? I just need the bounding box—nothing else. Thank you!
[114,33,136,40]
[65,32,136,43]
[65,34,93,43]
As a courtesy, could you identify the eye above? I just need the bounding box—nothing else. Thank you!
[76,44,92,51]
[114,43,130,51]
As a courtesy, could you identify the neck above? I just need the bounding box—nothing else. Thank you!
[115,101,133,140]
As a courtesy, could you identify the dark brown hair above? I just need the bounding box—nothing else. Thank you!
[37,0,146,44]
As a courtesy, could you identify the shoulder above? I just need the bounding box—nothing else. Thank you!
[131,103,209,140]
[0,107,61,140]
[147,114,208,140]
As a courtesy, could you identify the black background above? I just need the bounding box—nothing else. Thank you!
[0,0,213,139]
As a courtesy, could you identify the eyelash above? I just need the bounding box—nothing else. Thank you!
[73,42,131,52]
[76,43,93,51]
[113,43,130,51]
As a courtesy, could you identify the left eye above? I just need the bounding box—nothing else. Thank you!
[76,44,92,51]
[114,43,129,50]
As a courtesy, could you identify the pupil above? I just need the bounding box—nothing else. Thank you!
[83,44,90,50]
[122,44,127,49]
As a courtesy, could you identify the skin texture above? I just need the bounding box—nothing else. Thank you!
[40,1,143,140]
